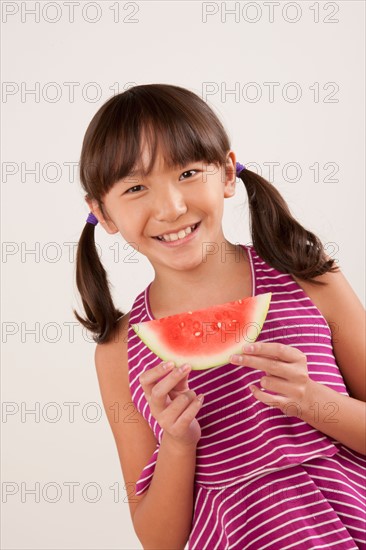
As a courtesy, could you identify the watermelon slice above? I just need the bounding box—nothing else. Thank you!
[131,293,272,370]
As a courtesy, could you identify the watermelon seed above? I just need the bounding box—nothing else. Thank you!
[194,331,202,337]
[179,321,185,328]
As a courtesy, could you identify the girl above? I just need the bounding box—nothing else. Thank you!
[74,84,366,549]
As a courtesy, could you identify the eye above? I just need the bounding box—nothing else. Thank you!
[123,169,199,194]
[125,185,145,194]
[179,169,198,180]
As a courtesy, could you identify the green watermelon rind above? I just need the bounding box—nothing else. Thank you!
[131,292,272,370]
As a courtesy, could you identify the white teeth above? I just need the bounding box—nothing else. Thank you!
[158,224,196,242]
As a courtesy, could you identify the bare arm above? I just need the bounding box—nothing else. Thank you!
[291,264,366,453]
[231,339,366,455]
[300,378,366,455]
[133,435,197,549]
[95,314,203,549]
[134,361,204,549]
[293,264,366,402]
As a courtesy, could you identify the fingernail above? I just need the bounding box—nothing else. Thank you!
[163,361,174,370]
[244,345,254,352]
[180,364,191,373]
[230,354,241,363]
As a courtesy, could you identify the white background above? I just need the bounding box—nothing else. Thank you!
[2,1,365,549]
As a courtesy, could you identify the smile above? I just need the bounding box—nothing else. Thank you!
[154,222,200,242]
[153,222,201,246]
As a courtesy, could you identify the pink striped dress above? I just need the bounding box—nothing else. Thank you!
[127,244,366,549]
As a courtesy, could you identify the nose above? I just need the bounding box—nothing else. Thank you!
[153,183,188,222]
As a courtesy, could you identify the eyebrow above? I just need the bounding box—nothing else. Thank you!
[122,171,143,182]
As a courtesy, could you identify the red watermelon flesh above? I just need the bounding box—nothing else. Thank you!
[131,293,272,370]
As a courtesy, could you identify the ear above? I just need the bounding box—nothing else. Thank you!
[84,195,119,235]
[223,151,237,198]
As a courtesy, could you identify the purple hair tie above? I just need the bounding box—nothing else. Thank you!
[236,162,245,176]
[86,212,99,226]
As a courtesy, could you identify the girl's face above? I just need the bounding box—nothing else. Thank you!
[91,148,237,273]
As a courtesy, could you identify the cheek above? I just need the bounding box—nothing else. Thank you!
[204,194,224,220]
[119,223,138,240]
[120,213,147,239]
[195,188,222,211]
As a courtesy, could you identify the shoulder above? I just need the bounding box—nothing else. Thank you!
[292,261,366,401]
[95,311,130,375]
[94,311,159,520]
[291,260,364,329]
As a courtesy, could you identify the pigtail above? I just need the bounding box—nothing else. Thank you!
[73,222,123,344]
[73,84,341,346]
[238,168,340,285]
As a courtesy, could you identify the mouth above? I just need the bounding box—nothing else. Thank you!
[153,222,201,243]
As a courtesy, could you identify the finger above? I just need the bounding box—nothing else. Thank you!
[169,386,192,400]
[168,369,192,394]
[249,384,287,408]
[173,394,205,431]
[250,385,304,418]
[242,342,303,363]
[144,364,193,414]
[159,390,196,427]
[230,353,294,379]
[259,375,295,395]
[164,392,204,431]
[139,361,176,391]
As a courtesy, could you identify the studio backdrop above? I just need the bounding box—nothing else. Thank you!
[2,1,365,549]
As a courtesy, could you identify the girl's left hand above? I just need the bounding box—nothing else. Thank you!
[229,342,315,419]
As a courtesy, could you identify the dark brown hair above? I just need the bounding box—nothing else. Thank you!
[73,83,339,344]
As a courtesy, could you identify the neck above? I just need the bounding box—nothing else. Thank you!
[148,241,250,317]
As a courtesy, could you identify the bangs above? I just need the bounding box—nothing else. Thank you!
[79,84,230,201]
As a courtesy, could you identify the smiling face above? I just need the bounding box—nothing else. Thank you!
[87,144,237,276]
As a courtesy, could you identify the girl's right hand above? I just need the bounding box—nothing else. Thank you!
[139,361,204,449]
